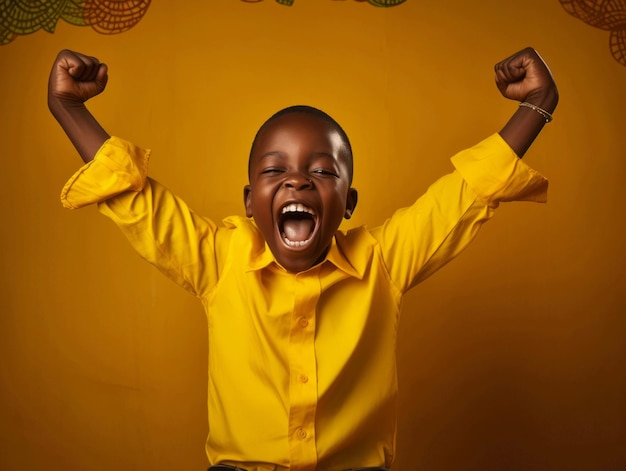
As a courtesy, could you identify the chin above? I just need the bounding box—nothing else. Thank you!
[275,247,326,274]
[278,255,317,274]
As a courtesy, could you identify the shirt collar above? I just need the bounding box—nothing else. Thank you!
[323,235,364,279]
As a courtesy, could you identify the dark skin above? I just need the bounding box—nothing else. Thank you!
[495,48,558,156]
[48,47,558,272]
[244,113,358,273]
[48,51,110,162]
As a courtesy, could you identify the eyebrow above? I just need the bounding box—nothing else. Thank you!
[257,151,285,161]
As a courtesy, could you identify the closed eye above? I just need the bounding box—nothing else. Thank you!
[260,167,284,175]
[311,169,339,177]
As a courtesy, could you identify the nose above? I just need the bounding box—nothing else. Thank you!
[284,171,313,190]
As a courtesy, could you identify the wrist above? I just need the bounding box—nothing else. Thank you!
[523,88,559,114]
[48,93,87,116]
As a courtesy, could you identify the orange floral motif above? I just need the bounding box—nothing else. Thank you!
[82,0,151,34]
[559,0,626,66]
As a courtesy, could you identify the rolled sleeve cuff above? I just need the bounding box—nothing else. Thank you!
[60,136,150,209]
[451,133,548,208]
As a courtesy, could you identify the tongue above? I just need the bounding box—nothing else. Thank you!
[283,218,314,242]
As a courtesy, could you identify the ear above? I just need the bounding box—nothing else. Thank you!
[243,185,253,218]
[344,187,358,220]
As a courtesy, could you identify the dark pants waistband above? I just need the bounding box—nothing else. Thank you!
[208,466,390,471]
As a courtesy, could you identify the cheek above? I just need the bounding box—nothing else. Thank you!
[249,187,275,221]
[325,189,349,220]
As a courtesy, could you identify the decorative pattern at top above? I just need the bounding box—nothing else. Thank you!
[559,0,626,66]
[83,0,151,34]
[0,0,151,45]
[0,0,405,45]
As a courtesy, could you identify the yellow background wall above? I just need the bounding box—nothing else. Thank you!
[1,1,625,470]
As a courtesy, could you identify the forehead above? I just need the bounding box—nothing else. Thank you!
[252,112,346,159]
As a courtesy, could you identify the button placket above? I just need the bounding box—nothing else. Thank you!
[287,270,320,469]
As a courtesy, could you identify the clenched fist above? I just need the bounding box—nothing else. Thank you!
[48,49,108,106]
[48,50,110,163]
[494,47,558,113]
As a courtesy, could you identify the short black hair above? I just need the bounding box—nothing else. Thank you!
[248,105,354,184]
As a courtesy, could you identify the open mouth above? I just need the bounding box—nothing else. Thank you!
[279,203,317,248]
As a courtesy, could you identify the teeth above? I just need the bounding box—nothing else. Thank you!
[281,235,311,247]
[280,203,315,248]
[281,203,314,215]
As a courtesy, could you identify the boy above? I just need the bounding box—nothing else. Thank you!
[49,47,558,471]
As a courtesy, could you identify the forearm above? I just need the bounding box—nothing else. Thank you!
[49,97,110,163]
[498,90,558,158]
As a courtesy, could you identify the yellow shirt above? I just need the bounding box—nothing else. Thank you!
[61,134,547,471]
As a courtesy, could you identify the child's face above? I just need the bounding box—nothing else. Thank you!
[244,112,358,273]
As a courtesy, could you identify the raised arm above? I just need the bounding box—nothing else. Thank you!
[48,49,110,163]
[495,47,559,158]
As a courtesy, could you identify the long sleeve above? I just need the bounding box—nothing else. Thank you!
[61,137,222,298]
[61,136,150,210]
[371,133,548,293]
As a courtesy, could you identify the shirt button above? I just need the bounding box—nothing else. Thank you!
[299,374,309,383]
[298,317,309,327]
[296,427,307,439]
